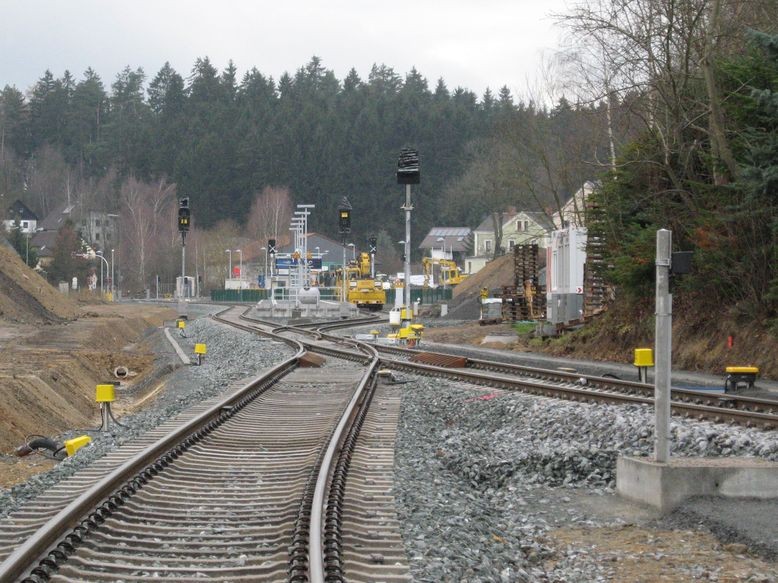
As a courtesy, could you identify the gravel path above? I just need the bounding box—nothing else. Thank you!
[393,376,778,581]
[0,317,295,519]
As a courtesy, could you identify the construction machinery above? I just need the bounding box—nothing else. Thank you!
[422,257,468,288]
[337,251,386,311]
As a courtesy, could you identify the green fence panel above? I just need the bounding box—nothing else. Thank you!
[385,287,452,305]
[210,289,269,302]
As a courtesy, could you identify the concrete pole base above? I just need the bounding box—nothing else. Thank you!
[616,455,778,513]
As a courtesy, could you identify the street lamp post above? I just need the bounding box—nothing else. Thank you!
[225,249,232,286]
[110,248,115,300]
[260,247,267,288]
[95,251,109,297]
[236,249,243,300]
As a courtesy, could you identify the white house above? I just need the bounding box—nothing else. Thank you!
[466,210,554,274]
[3,200,39,234]
[551,181,597,229]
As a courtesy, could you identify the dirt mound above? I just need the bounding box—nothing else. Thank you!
[0,245,77,323]
[455,254,515,299]
[443,255,515,319]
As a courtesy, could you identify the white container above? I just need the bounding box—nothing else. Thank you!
[298,286,320,305]
[389,308,402,327]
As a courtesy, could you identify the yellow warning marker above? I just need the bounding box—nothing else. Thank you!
[194,343,207,366]
[64,435,92,456]
[96,384,116,403]
[633,348,654,367]
[633,348,654,383]
[177,320,186,329]
[96,383,117,431]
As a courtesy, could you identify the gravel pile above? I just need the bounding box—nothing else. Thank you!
[393,377,778,581]
[0,318,294,518]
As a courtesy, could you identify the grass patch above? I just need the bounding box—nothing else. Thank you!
[512,321,536,336]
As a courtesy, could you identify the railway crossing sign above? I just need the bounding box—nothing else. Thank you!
[368,235,377,255]
[268,239,277,255]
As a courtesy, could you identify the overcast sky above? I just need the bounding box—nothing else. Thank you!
[1,0,569,98]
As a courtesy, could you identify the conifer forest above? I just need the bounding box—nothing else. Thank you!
[0,0,776,330]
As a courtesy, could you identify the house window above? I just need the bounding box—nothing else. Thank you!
[517,220,529,232]
[508,239,516,250]
[95,219,101,227]
[21,221,28,229]
[95,233,100,240]
[106,232,112,241]
[485,240,492,253]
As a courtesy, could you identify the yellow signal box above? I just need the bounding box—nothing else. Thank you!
[96,384,115,403]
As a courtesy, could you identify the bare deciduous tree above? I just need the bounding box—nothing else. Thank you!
[245,186,292,245]
[119,176,176,290]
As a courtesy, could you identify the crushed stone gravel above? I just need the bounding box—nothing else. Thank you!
[393,376,778,581]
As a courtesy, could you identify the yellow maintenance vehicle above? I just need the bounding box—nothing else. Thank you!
[422,257,468,288]
[337,251,386,311]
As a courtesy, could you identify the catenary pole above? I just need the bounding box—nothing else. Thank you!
[654,229,672,463]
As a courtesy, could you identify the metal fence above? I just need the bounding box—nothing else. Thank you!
[210,286,453,304]
[210,289,269,302]
[385,287,453,305]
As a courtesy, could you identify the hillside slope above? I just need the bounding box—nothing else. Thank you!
[0,245,77,323]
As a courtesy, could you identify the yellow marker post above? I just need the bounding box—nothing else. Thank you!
[64,435,92,456]
[194,343,207,366]
[633,348,654,383]
[96,383,117,431]
[177,319,186,338]
[724,366,759,392]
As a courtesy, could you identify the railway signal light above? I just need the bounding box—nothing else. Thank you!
[368,236,377,255]
[338,196,352,235]
[268,239,277,255]
[397,148,420,184]
[178,198,191,233]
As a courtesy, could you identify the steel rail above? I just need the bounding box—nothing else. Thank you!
[372,344,778,417]
[381,357,778,429]
[0,346,304,582]
[308,355,379,583]
[219,308,384,582]
[236,310,777,428]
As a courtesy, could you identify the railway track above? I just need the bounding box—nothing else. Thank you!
[239,311,778,430]
[2,306,776,581]
[0,307,410,582]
